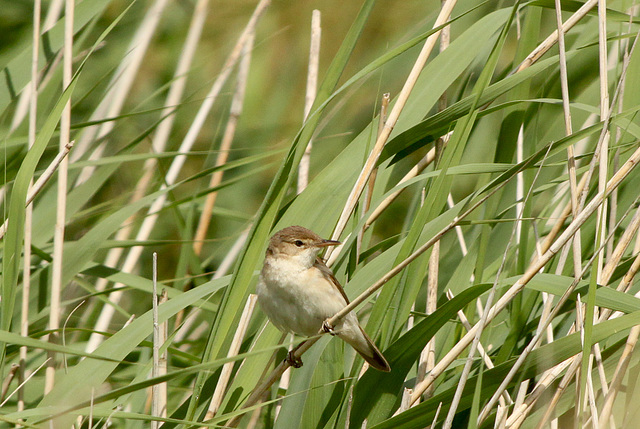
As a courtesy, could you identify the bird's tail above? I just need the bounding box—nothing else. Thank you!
[342,326,390,372]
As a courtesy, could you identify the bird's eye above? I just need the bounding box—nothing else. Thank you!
[294,240,304,247]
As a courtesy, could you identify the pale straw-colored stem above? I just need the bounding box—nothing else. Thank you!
[509,236,640,427]
[447,290,512,406]
[410,143,640,406]
[87,0,211,327]
[297,9,322,194]
[595,0,610,285]
[515,0,598,73]
[357,93,389,264]
[422,17,449,395]
[327,0,458,251]
[484,196,639,425]
[554,0,582,279]
[72,0,170,177]
[151,253,160,429]
[204,294,257,421]
[45,0,73,395]
[364,144,438,229]
[19,0,41,412]
[193,32,254,256]
[0,142,74,240]
[85,0,270,353]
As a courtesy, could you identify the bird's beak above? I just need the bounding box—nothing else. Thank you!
[315,239,341,248]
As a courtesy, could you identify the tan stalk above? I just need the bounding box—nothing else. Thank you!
[364,144,439,229]
[421,15,450,397]
[447,192,469,255]
[484,196,639,426]
[45,0,73,394]
[357,93,389,265]
[8,0,66,135]
[326,0,458,253]
[1,364,19,403]
[516,0,598,73]
[595,0,610,286]
[398,388,413,412]
[508,257,640,427]
[360,94,389,227]
[446,290,512,406]
[0,358,51,408]
[42,0,63,32]
[71,0,170,175]
[151,254,168,428]
[86,0,270,353]
[86,0,210,333]
[555,0,582,279]
[598,253,640,426]
[193,31,255,256]
[410,143,640,407]
[19,0,41,413]
[0,142,74,240]
[88,388,94,429]
[297,9,322,194]
[204,294,257,421]
[444,176,529,429]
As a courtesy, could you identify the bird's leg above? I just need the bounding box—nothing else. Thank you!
[286,350,303,368]
[322,320,336,336]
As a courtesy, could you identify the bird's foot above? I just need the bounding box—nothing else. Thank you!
[286,350,303,368]
[322,320,336,336]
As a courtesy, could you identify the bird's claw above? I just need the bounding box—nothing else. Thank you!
[286,350,303,368]
[322,320,336,336]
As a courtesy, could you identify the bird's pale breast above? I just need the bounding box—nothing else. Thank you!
[257,256,347,337]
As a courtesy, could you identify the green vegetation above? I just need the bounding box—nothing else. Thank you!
[2,0,640,427]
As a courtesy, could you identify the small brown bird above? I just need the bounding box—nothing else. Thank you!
[256,225,390,372]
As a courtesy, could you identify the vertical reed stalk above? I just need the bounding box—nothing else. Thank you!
[45,0,73,394]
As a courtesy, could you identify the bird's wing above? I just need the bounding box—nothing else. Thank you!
[314,257,350,304]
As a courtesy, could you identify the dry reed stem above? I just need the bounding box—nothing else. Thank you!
[599,324,636,426]
[554,0,582,280]
[45,0,73,394]
[410,143,640,407]
[357,93,389,264]
[42,0,63,32]
[151,253,159,429]
[516,0,598,73]
[595,0,611,285]
[364,144,438,229]
[1,364,19,403]
[151,254,168,428]
[327,0,458,251]
[86,0,270,353]
[297,9,322,194]
[446,183,527,428]
[484,196,639,425]
[0,142,74,240]
[205,295,257,422]
[87,0,211,335]
[508,250,640,426]
[193,31,255,256]
[0,358,51,409]
[502,199,640,426]
[421,16,450,397]
[19,0,41,412]
[72,0,170,179]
